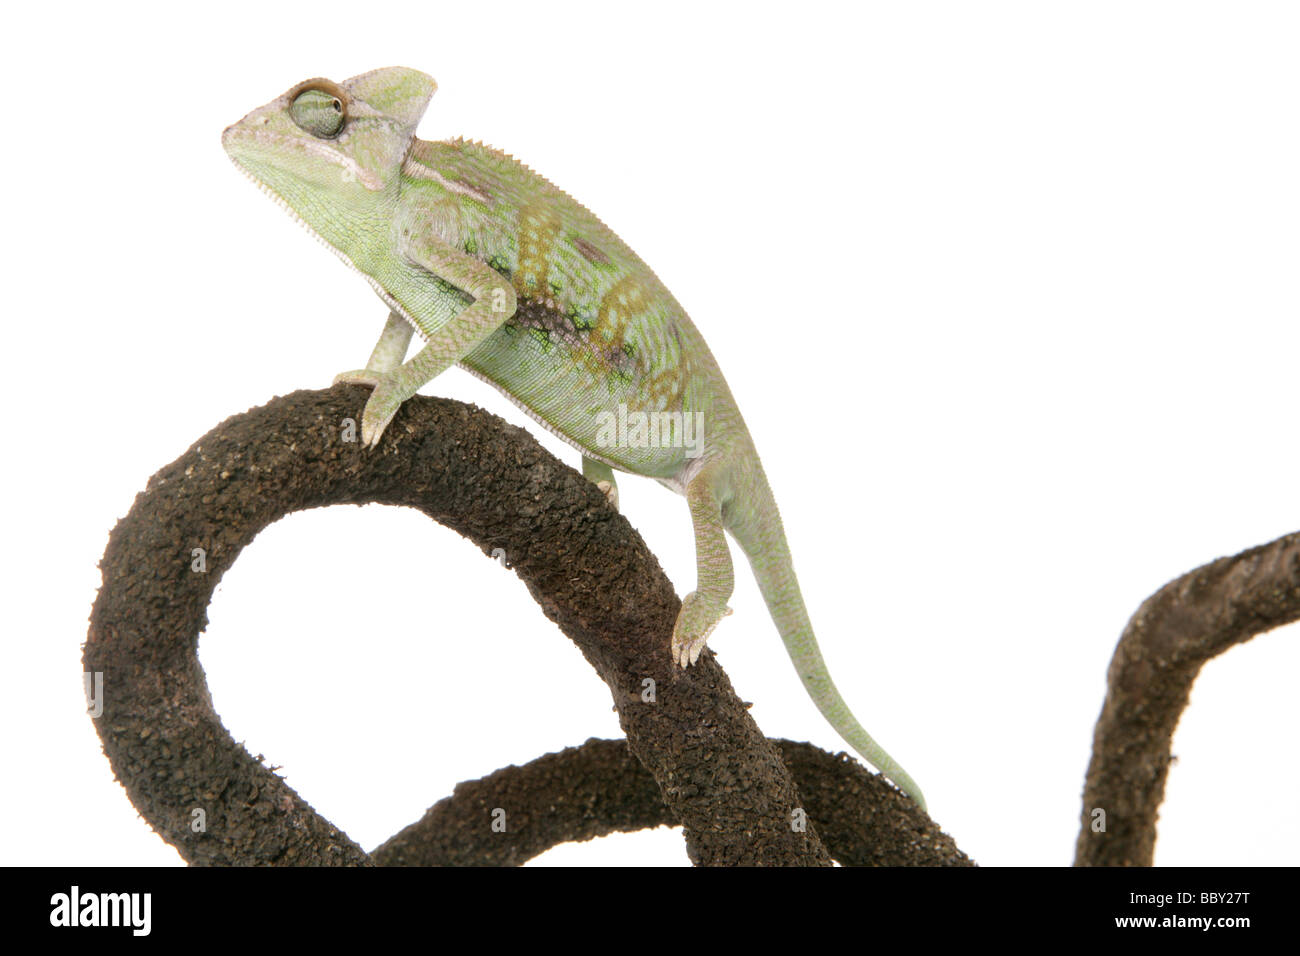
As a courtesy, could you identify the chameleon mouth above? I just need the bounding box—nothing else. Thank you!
[222,124,380,189]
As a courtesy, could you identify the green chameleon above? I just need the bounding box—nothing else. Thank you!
[223,66,926,809]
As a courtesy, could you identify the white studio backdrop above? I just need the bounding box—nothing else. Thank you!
[3,1,1297,867]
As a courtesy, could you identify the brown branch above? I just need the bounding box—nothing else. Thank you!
[1075,532,1300,866]
[85,386,962,865]
[372,737,970,866]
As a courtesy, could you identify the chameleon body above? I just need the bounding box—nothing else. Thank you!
[223,67,925,808]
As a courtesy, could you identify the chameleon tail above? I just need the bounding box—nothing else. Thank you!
[724,458,928,810]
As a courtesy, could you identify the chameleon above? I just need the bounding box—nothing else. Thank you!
[222,66,926,809]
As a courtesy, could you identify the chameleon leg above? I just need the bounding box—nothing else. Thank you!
[362,311,415,373]
[341,332,468,446]
[333,244,517,446]
[582,456,619,511]
[333,312,417,436]
[672,466,735,667]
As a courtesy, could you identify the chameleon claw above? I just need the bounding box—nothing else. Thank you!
[361,401,399,447]
[334,368,403,447]
[675,632,709,668]
[595,480,619,511]
[670,596,733,668]
[333,368,382,387]
[678,640,698,668]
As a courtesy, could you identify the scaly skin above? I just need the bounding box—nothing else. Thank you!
[222,67,926,809]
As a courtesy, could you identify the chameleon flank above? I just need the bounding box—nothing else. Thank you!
[222,67,926,809]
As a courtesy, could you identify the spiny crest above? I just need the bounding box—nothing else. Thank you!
[446,136,538,175]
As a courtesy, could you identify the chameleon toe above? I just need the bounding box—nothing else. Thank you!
[333,369,381,387]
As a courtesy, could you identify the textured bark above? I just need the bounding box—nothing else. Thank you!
[86,386,962,866]
[373,737,970,866]
[1075,532,1300,866]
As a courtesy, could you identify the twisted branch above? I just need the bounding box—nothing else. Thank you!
[85,387,964,866]
[1075,531,1300,865]
[373,737,969,866]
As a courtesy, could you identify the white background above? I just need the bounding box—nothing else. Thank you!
[4,1,1297,868]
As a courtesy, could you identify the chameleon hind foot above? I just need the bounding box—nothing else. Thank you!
[670,592,733,667]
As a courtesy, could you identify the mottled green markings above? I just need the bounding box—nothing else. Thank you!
[568,305,596,331]
[502,297,638,392]
[222,66,929,810]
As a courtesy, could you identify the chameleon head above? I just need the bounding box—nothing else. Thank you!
[222,67,436,254]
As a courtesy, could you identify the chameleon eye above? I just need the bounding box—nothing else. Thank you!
[289,86,346,138]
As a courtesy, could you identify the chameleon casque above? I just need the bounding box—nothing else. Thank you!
[223,66,926,809]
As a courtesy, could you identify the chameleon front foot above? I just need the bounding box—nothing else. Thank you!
[333,369,404,447]
[670,591,733,667]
